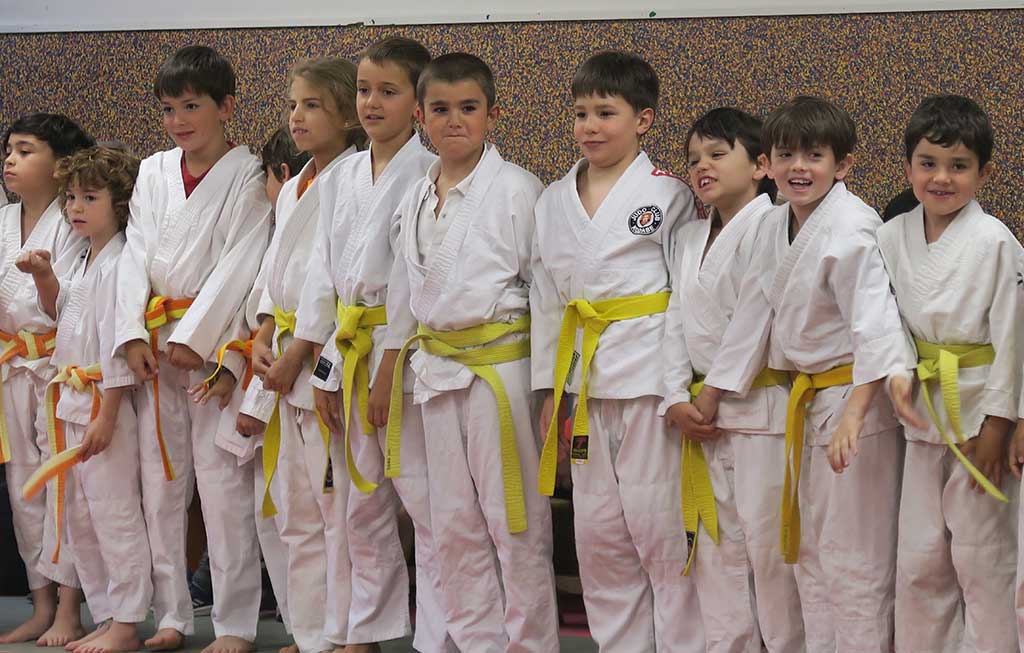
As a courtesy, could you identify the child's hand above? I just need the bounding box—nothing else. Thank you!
[367,355,398,428]
[79,413,115,461]
[125,339,158,381]
[314,387,343,435]
[692,387,722,430]
[167,343,205,371]
[236,413,267,438]
[15,249,52,276]
[1008,419,1024,480]
[961,416,1012,493]
[251,338,275,379]
[188,371,235,409]
[665,401,719,441]
[263,349,303,394]
[888,374,928,430]
[827,410,865,472]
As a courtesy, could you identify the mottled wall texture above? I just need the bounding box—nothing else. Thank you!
[1,10,1023,233]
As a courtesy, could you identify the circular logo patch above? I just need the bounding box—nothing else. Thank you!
[628,205,664,236]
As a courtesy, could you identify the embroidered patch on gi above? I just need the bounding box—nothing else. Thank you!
[628,205,663,236]
[313,356,333,381]
[570,435,590,465]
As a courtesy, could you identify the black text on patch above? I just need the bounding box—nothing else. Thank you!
[628,205,663,235]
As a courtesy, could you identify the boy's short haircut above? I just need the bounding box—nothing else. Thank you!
[571,51,659,115]
[154,45,236,105]
[359,36,432,90]
[55,146,141,230]
[687,107,776,200]
[762,95,857,160]
[260,126,311,183]
[416,53,496,108]
[904,94,993,167]
[3,113,94,158]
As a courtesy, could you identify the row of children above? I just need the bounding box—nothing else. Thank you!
[0,30,1021,653]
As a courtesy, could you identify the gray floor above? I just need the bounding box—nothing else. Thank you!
[0,597,598,652]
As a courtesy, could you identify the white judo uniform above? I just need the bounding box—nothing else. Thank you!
[0,198,85,590]
[242,148,356,652]
[391,144,558,652]
[296,135,454,651]
[877,201,1022,653]
[661,194,805,653]
[114,146,271,639]
[531,153,703,653]
[45,234,153,624]
[705,182,911,653]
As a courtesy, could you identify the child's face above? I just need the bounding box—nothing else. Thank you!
[357,59,418,146]
[3,134,58,199]
[418,79,497,165]
[687,135,765,210]
[905,139,991,223]
[767,144,852,219]
[160,90,234,155]
[64,183,118,240]
[573,93,652,170]
[289,76,350,160]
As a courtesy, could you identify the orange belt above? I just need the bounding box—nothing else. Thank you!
[44,364,102,563]
[202,332,257,392]
[144,295,194,481]
[0,329,57,464]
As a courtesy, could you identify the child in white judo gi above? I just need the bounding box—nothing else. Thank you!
[0,113,93,647]
[295,38,455,653]
[18,145,153,653]
[695,96,921,652]
[114,45,271,653]
[236,55,366,653]
[531,50,703,652]
[879,94,1021,652]
[384,52,559,651]
[662,107,805,652]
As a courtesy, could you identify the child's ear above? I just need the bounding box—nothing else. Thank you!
[217,95,237,122]
[753,153,769,180]
[486,105,501,132]
[834,153,854,180]
[279,163,291,183]
[978,161,995,188]
[903,159,912,184]
[415,104,425,127]
[637,107,655,136]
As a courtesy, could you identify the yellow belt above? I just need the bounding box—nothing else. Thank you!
[386,315,531,533]
[333,302,387,495]
[538,292,671,497]
[258,308,333,518]
[681,368,790,575]
[0,329,57,464]
[144,295,194,481]
[915,339,1006,502]
[780,364,853,564]
[42,364,103,563]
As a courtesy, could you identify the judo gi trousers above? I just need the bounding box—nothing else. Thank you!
[572,395,704,653]
[419,358,559,653]
[253,439,290,633]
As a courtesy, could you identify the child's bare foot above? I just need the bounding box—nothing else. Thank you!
[67,622,110,651]
[77,622,141,653]
[37,586,86,647]
[278,643,299,653]
[329,648,346,653]
[343,645,380,653]
[0,586,57,643]
[200,636,254,653]
[144,629,184,651]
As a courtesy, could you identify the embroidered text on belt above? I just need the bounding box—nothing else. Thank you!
[333,301,387,496]
[780,364,853,564]
[145,295,194,481]
[915,339,1006,502]
[537,292,671,497]
[258,308,333,518]
[0,329,57,464]
[681,368,790,575]
[23,364,103,563]
[385,315,531,533]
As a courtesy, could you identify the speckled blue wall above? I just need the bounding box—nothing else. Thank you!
[1,10,1022,233]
